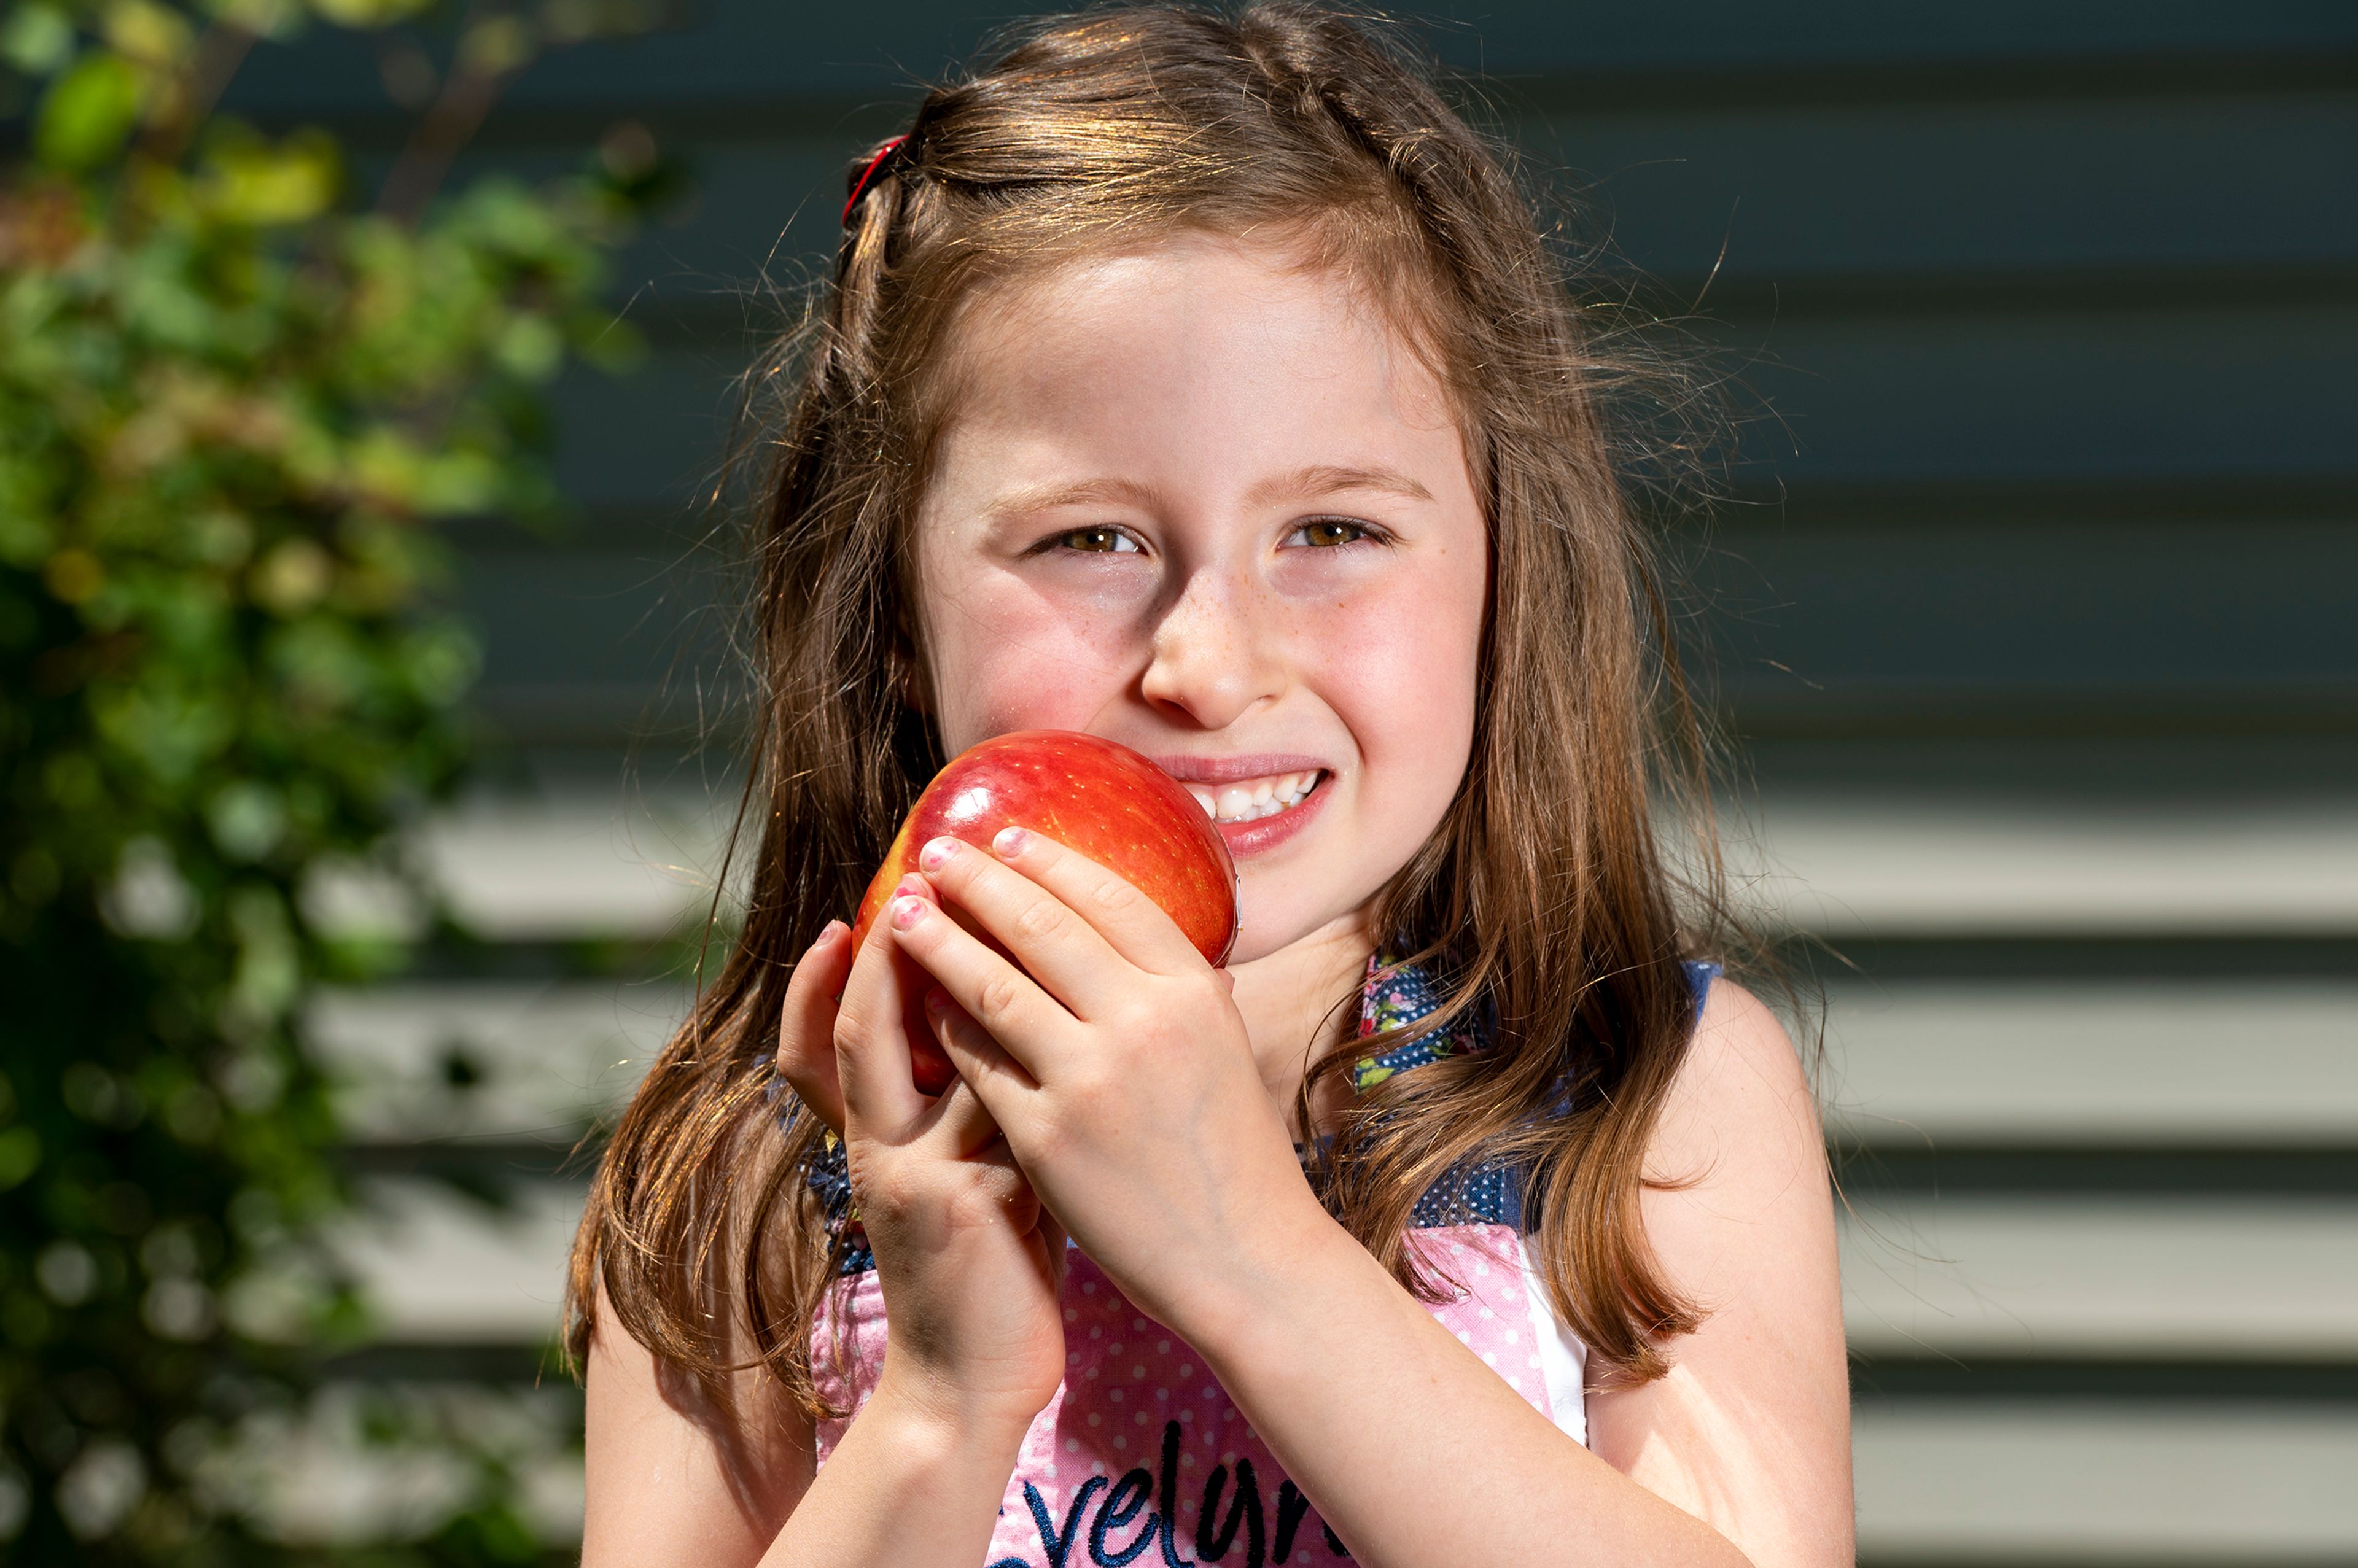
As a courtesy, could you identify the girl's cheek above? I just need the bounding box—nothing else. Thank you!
[1290,556,1483,769]
[923,569,1151,742]
[1291,551,1482,674]
[1313,611,1476,737]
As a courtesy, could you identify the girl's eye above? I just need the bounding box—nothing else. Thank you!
[1286,518,1374,548]
[1047,527,1140,554]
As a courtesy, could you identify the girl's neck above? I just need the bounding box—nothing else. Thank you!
[1228,910,1376,1137]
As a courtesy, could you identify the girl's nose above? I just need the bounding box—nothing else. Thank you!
[1138,567,1285,731]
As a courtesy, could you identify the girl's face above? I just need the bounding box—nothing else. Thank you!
[912,233,1488,964]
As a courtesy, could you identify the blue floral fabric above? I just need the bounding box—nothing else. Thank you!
[1352,953,1516,1227]
[1352,955,1486,1091]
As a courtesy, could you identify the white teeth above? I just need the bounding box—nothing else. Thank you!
[1198,770,1323,825]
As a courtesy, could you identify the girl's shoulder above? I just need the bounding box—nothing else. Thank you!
[1678,969,1809,1104]
[1656,971,1818,1159]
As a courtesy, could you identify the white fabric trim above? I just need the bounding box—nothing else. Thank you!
[1521,1248,1589,1446]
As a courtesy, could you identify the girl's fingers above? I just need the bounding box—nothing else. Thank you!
[919,1069,1008,1160]
[885,887,1077,1078]
[834,875,936,1131]
[906,835,1151,1020]
[922,983,1041,1135]
[979,827,1205,979]
[774,919,851,1133]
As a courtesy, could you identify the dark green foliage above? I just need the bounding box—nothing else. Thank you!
[0,2,660,1559]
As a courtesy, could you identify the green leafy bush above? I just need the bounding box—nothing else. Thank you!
[0,2,663,1558]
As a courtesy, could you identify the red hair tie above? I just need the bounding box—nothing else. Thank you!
[842,135,909,227]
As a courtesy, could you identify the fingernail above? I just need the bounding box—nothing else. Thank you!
[918,835,960,872]
[890,895,927,930]
[993,825,1030,857]
[924,985,949,1015]
[894,872,928,898]
[814,918,847,949]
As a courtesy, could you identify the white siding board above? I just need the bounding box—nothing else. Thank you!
[1824,981,2358,1145]
[1843,1196,2358,1358]
[309,981,679,1141]
[337,1180,586,1343]
[311,791,734,942]
[1855,1405,2358,1559]
[1741,797,2358,937]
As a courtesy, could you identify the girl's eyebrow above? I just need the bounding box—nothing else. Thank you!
[1245,463,1435,506]
[982,475,1169,522]
[982,464,1432,524]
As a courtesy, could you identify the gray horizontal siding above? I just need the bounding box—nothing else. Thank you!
[219,0,2358,118]
[1825,980,2358,1144]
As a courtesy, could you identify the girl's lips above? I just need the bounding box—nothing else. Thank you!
[1151,752,1330,785]
[1212,767,1331,858]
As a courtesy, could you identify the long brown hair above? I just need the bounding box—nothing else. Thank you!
[566,0,1737,1410]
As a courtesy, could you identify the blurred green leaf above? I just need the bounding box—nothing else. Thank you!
[207,0,306,36]
[0,1127,42,1190]
[1,3,74,75]
[101,0,195,71]
[303,0,432,27]
[458,11,534,73]
[196,124,340,226]
[34,51,145,172]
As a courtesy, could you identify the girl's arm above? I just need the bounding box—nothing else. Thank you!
[1184,981,1854,1568]
[581,1286,1036,1567]
[581,1282,811,1564]
[1587,981,1856,1562]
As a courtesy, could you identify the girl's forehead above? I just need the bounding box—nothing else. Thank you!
[929,230,1461,457]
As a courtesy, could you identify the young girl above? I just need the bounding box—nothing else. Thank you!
[569,7,1852,1565]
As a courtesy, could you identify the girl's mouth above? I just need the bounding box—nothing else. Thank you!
[1183,769,1325,825]
[1150,753,1334,859]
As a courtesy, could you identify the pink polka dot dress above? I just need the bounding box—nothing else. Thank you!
[798,957,1718,1566]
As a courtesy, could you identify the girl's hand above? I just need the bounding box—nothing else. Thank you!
[881,832,1331,1337]
[776,894,1069,1434]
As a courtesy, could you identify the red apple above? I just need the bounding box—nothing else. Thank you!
[849,731,1238,1095]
